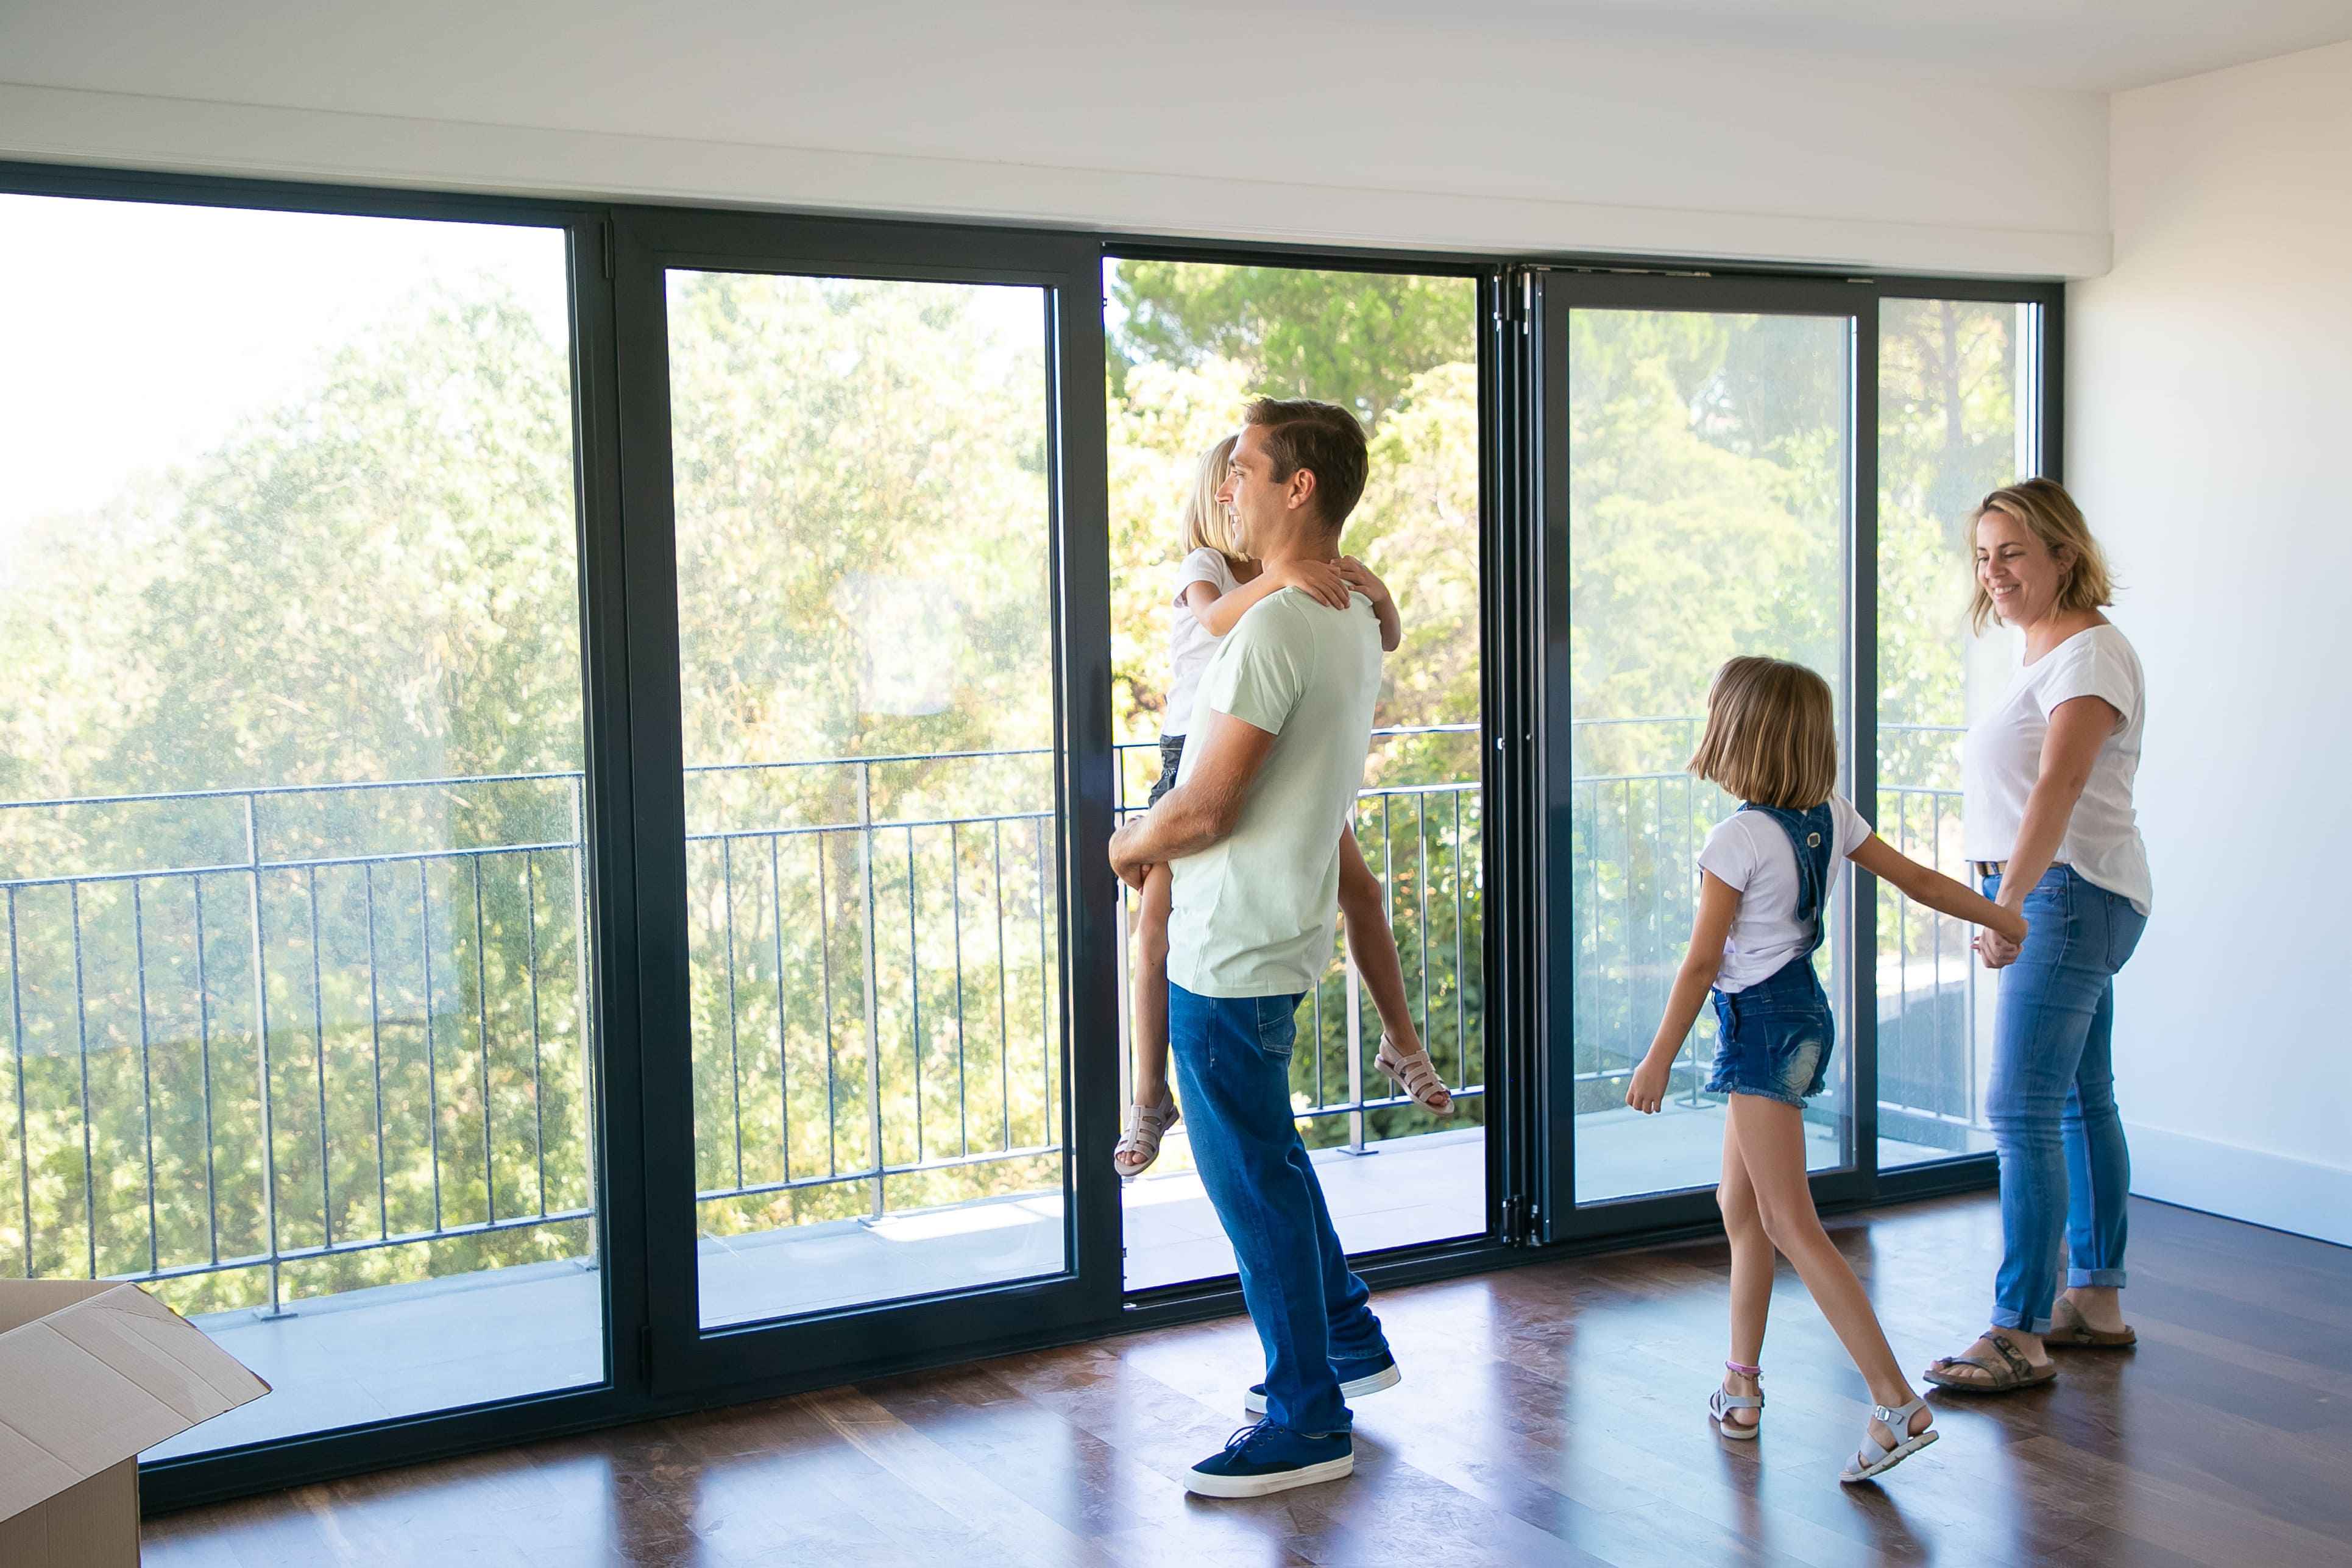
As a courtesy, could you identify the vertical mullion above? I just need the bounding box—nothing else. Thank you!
[71,885,96,1279]
[1852,299,1882,1185]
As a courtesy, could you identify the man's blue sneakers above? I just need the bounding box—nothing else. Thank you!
[1183,1421,1355,1498]
[1243,1349,1401,1415]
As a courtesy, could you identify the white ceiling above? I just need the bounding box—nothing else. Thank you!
[1180,0,2352,92]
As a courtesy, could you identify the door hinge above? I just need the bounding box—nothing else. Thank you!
[601,222,615,281]
[637,1324,653,1382]
[1496,267,1532,330]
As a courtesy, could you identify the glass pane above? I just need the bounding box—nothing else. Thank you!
[1105,262,1485,1291]
[0,195,603,1457]
[665,272,1063,1329]
[1876,299,2035,1169]
[1568,309,1854,1206]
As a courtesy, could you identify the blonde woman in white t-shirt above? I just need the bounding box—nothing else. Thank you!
[1623,656,2022,1482]
[1114,437,1453,1177]
[1925,478,2154,1397]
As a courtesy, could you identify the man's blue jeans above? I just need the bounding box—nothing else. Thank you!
[1167,981,1388,1435]
[1983,866,2148,1334]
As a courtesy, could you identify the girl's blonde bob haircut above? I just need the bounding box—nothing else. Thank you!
[1688,655,1838,810]
[1179,434,1242,562]
[1969,476,2113,634]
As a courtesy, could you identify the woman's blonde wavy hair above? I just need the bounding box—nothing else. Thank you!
[1179,434,1242,563]
[1969,476,2114,634]
[1688,655,1839,811]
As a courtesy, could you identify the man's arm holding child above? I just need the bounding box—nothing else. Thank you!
[1108,709,1277,889]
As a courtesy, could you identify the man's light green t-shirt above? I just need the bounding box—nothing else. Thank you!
[1166,587,1382,998]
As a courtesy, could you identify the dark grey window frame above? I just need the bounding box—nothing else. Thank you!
[0,159,2058,1513]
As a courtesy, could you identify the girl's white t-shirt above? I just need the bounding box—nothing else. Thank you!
[1696,794,1873,992]
[1961,623,2151,914]
[1164,547,1241,736]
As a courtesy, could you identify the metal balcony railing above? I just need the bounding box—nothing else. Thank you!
[0,724,1489,1304]
[0,715,1980,1305]
[1112,725,1487,1155]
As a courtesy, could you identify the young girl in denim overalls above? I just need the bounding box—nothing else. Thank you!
[1625,655,2028,1483]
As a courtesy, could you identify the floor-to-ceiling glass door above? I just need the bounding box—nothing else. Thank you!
[1103,257,1495,1292]
[611,212,1121,1389]
[1538,272,1874,1238]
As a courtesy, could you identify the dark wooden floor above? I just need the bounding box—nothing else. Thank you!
[143,1193,2352,1567]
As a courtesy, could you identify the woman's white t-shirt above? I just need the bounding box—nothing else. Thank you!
[1164,547,1241,737]
[1961,623,2151,914]
[1696,795,1873,992]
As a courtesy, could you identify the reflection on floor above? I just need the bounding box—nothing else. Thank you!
[1121,1126,1487,1291]
[146,1193,2352,1567]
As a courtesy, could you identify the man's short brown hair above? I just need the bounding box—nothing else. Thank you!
[1242,397,1369,532]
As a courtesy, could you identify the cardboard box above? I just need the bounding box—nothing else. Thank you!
[0,1280,271,1567]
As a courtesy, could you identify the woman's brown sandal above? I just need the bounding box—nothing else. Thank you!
[1923,1331,2057,1393]
[1375,1036,1453,1115]
[2047,1296,2137,1349]
[1113,1092,1180,1179]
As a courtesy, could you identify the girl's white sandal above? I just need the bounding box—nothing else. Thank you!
[1113,1092,1180,1179]
[1709,1363,1763,1439]
[1375,1036,1453,1115]
[1839,1395,1938,1483]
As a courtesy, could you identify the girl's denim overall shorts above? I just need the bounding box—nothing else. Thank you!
[1704,802,1837,1107]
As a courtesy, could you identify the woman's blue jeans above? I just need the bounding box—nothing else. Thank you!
[1167,982,1388,1435]
[1983,866,2147,1334]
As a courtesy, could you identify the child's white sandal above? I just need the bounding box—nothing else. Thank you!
[1839,1394,1938,1483]
[1374,1036,1453,1115]
[1113,1092,1180,1179]
[1709,1360,1763,1439]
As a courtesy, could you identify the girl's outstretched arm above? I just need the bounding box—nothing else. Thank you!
[1849,836,2028,945]
[1626,872,1741,1114]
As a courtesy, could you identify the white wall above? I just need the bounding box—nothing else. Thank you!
[0,0,2108,275]
[2070,39,2352,1245]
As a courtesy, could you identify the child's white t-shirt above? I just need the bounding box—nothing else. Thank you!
[1696,795,1872,992]
[1164,547,1241,737]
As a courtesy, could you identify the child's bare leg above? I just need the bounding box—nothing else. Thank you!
[1336,830,1424,1057]
[1133,862,1173,1106]
[1727,1093,1932,1447]
[1716,1114,1772,1430]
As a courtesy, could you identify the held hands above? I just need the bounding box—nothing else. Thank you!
[1266,557,1354,610]
[1625,1054,1673,1115]
[1973,908,2030,969]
